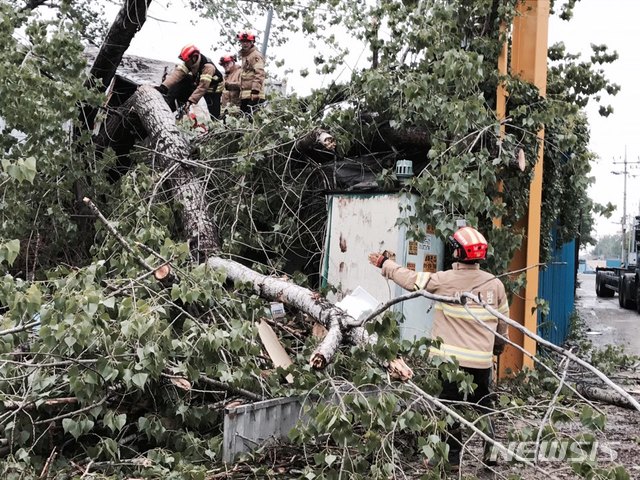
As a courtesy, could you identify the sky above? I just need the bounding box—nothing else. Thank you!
[110,0,638,239]
[548,0,640,238]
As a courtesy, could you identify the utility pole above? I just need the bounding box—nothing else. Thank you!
[612,147,640,266]
[261,7,273,57]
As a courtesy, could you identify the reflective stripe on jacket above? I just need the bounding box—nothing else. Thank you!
[162,54,224,104]
[380,260,509,369]
[239,46,266,100]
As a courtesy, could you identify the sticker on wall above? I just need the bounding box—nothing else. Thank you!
[419,236,432,251]
[406,262,416,271]
[425,225,435,234]
[423,255,438,273]
[408,241,418,255]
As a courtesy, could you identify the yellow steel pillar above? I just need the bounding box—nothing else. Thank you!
[493,23,508,229]
[500,0,549,374]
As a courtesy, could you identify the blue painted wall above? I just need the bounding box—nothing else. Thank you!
[538,229,576,345]
[606,258,622,268]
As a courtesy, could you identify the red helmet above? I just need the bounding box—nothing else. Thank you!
[219,54,237,66]
[178,44,200,61]
[449,226,488,261]
[237,31,256,42]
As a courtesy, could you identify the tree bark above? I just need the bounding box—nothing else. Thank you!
[576,383,638,410]
[206,256,374,368]
[89,0,152,91]
[81,0,152,131]
[127,85,220,258]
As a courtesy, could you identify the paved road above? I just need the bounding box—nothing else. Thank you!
[575,273,640,356]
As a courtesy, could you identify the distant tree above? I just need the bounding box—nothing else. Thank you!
[591,233,623,258]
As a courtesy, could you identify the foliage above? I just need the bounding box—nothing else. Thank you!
[590,233,624,259]
[0,0,632,478]
[0,1,108,271]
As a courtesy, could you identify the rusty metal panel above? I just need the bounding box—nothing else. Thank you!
[322,193,444,341]
[223,388,389,462]
[223,397,303,462]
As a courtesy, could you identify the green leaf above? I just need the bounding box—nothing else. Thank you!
[131,373,149,389]
[0,239,20,266]
[62,418,82,439]
[1,157,37,183]
[325,454,337,466]
[101,296,115,309]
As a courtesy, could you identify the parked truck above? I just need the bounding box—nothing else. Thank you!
[595,216,640,312]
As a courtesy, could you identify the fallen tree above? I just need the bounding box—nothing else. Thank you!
[0,0,632,478]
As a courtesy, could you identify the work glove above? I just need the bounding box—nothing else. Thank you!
[493,343,505,356]
[154,84,169,95]
[250,89,260,101]
[175,101,192,120]
[368,251,389,268]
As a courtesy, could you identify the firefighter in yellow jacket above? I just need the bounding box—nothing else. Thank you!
[156,44,224,119]
[219,54,242,110]
[369,225,509,470]
[237,31,266,114]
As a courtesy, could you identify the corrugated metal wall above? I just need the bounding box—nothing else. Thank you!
[537,229,576,345]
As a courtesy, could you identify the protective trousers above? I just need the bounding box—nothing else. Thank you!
[163,79,222,119]
[439,366,495,462]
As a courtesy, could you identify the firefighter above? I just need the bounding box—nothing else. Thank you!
[368,225,509,471]
[237,31,266,114]
[219,54,241,110]
[155,44,224,119]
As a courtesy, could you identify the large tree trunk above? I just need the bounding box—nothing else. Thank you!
[127,85,220,258]
[81,0,152,131]
[90,0,152,91]
[207,256,374,368]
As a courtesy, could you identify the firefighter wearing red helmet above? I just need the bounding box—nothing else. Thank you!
[236,31,265,114]
[155,44,224,119]
[219,54,241,110]
[369,224,509,470]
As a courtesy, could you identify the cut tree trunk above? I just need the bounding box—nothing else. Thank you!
[294,128,336,153]
[98,85,371,367]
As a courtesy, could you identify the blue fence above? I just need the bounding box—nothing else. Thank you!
[537,229,576,345]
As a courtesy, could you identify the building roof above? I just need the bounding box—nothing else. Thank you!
[85,46,175,86]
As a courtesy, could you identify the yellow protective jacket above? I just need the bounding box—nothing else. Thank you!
[239,46,265,100]
[221,63,242,108]
[162,54,223,104]
[380,260,509,369]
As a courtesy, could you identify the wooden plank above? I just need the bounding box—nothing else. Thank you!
[257,320,294,383]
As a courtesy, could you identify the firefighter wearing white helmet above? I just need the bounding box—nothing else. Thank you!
[156,44,224,119]
[369,224,509,470]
